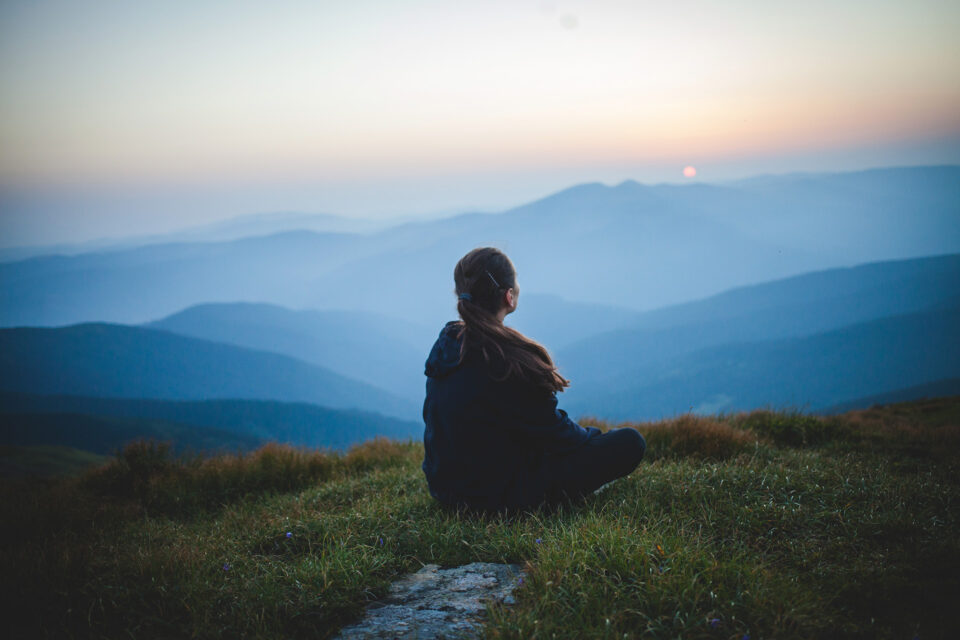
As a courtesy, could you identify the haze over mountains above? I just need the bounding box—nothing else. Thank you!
[1,166,958,459]
[2,166,957,328]
[0,211,391,263]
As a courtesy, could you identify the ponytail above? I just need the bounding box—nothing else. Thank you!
[453,247,569,394]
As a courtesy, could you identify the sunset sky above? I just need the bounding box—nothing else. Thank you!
[1,0,959,246]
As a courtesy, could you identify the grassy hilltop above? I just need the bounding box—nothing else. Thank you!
[2,398,958,639]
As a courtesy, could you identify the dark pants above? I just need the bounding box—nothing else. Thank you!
[496,427,646,511]
[540,427,646,502]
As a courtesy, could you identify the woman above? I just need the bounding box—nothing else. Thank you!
[422,247,646,513]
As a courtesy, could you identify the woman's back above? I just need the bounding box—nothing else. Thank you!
[422,247,645,513]
[422,320,597,512]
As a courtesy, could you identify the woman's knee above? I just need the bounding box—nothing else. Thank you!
[613,427,646,466]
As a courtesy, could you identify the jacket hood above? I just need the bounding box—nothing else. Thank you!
[425,321,466,378]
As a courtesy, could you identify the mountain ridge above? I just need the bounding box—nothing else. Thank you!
[0,322,419,421]
[564,303,960,421]
[4,165,957,327]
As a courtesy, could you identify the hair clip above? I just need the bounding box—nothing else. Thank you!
[485,270,501,289]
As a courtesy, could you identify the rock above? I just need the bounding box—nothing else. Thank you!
[334,562,526,639]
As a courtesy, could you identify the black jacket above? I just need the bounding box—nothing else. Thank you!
[422,320,600,511]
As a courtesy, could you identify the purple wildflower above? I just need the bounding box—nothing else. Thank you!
[286,531,293,539]
[709,618,720,629]
[742,634,750,640]
[517,577,524,586]
[222,563,231,572]
[535,538,542,544]
[378,537,384,546]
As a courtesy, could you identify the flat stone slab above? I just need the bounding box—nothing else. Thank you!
[334,562,526,639]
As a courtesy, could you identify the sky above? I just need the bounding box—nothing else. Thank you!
[1,0,959,247]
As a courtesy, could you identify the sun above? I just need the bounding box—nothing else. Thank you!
[683,166,697,178]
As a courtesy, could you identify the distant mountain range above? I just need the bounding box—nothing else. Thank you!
[2,252,958,445]
[556,253,960,420]
[0,323,419,421]
[143,296,644,404]
[1,166,959,459]
[146,303,435,401]
[558,253,960,385]
[2,166,957,328]
[563,304,960,421]
[0,211,389,263]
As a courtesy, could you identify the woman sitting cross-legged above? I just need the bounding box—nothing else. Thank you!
[422,246,646,514]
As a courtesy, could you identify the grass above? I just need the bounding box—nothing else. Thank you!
[1,397,958,639]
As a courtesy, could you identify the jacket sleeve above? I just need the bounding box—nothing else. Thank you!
[490,379,601,454]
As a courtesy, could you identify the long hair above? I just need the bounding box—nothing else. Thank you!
[453,247,570,393]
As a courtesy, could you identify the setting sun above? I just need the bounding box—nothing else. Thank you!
[683,166,697,178]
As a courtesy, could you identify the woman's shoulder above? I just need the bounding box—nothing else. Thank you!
[437,319,464,337]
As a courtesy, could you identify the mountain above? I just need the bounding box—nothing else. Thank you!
[0,230,369,327]
[146,303,434,402]
[292,181,798,324]
[0,211,388,263]
[557,253,960,386]
[145,297,641,403]
[138,211,387,242]
[295,165,960,323]
[3,166,957,329]
[719,165,960,258]
[562,304,960,421]
[0,392,423,452]
[0,323,419,421]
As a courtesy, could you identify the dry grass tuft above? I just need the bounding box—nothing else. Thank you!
[342,437,420,474]
[582,414,757,461]
[836,398,960,458]
[83,440,338,516]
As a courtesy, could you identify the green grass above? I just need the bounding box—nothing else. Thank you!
[1,398,958,639]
